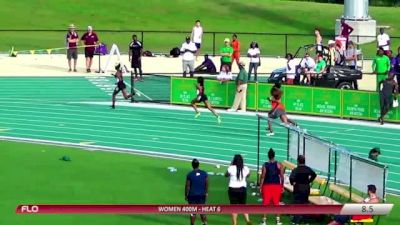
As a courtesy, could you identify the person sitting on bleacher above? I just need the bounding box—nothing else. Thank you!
[327,184,379,225]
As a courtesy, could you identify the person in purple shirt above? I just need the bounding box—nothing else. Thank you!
[194,54,217,74]
[81,26,99,73]
[393,47,400,90]
[340,18,354,48]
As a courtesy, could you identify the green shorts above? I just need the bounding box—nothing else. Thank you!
[376,74,388,91]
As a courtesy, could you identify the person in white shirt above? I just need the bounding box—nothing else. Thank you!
[247,41,261,82]
[180,36,197,77]
[285,53,297,85]
[225,154,252,225]
[300,53,315,84]
[377,28,390,53]
[191,20,203,60]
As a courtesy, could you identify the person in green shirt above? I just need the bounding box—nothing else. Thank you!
[305,54,326,85]
[228,61,248,112]
[220,38,234,72]
[372,48,391,91]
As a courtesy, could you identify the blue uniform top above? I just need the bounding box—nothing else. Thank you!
[263,161,281,185]
[186,169,208,196]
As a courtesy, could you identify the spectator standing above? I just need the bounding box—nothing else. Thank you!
[228,61,248,112]
[334,42,345,66]
[185,159,208,225]
[372,48,391,91]
[194,54,216,74]
[340,18,354,48]
[289,155,317,225]
[286,53,296,85]
[191,20,203,60]
[247,41,261,82]
[129,34,143,81]
[225,154,252,225]
[180,36,197,78]
[231,34,241,68]
[377,28,391,54]
[378,73,398,125]
[315,28,323,55]
[345,41,359,89]
[81,26,99,73]
[66,24,79,72]
[394,47,400,87]
[388,50,396,74]
[220,38,234,72]
[328,40,336,66]
[259,148,284,225]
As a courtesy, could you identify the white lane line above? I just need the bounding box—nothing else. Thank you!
[0,133,255,162]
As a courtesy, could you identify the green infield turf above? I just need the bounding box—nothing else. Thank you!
[1,140,399,225]
[0,0,399,58]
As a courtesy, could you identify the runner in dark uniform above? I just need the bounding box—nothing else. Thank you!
[111,63,134,109]
[378,73,398,125]
[129,34,143,81]
[191,77,221,124]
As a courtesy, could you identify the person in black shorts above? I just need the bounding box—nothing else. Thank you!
[378,73,398,125]
[111,63,134,109]
[185,159,208,225]
[191,77,221,124]
[129,34,143,81]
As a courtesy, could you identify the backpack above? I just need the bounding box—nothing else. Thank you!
[170,47,180,57]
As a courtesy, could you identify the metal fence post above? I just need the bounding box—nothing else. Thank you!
[285,34,288,55]
[257,115,261,186]
[212,32,216,57]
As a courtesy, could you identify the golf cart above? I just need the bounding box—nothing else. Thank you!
[268,44,362,89]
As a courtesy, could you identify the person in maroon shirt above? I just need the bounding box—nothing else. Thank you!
[66,24,79,72]
[340,18,354,48]
[81,26,99,72]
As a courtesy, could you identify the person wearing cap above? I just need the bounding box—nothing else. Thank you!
[185,159,208,225]
[228,61,248,112]
[328,40,336,66]
[180,36,197,77]
[66,24,79,72]
[220,38,234,72]
[81,26,99,73]
[328,184,379,225]
[372,48,391,91]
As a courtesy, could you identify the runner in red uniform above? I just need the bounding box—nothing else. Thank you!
[267,84,296,136]
[231,34,240,68]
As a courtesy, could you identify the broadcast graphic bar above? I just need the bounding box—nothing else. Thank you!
[16,204,393,215]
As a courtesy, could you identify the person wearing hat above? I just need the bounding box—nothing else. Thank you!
[180,36,197,78]
[328,40,336,66]
[228,61,248,112]
[81,26,99,73]
[66,24,79,72]
[220,38,233,72]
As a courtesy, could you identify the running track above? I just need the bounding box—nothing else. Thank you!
[0,76,399,194]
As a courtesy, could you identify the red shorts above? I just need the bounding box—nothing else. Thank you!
[262,184,282,205]
[232,52,240,63]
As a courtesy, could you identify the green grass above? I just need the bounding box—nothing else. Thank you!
[0,140,399,225]
[0,0,399,57]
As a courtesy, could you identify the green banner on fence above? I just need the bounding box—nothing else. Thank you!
[170,77,400,122]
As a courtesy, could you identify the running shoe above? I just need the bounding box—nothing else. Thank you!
[195,112,201,118]
[266,132,275,136]
[217,116,222,124]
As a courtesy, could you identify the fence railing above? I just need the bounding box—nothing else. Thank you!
[1,29,400,59]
